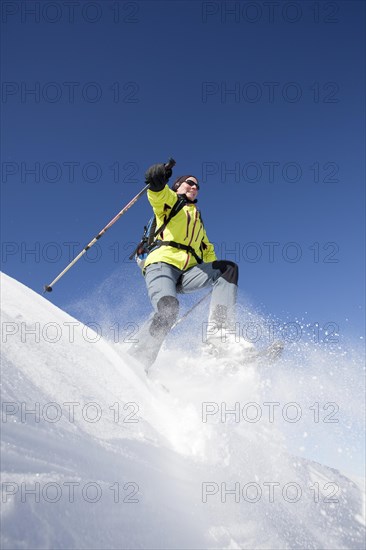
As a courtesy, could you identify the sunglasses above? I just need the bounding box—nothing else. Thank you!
[185,179,200,190]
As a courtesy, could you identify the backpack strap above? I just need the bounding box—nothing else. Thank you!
[147,196,204,264]
[149,240,203,264]
[152,196,186,240]
[129,196,186,260]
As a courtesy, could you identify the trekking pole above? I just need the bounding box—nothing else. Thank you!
[44,158,176,293]
[172,290,212,330]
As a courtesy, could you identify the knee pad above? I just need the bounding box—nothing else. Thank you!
[212,260,239,285]
[150,296,179,338]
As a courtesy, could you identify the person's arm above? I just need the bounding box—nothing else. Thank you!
[147,185,178,216]
[145,163,176,216]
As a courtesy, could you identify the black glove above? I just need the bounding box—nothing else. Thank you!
[145,163,172,192]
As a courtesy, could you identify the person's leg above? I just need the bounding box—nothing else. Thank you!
[206,260,239,334]
[128,262,181,371]
[180,260,253,354]
[179,259,237,320]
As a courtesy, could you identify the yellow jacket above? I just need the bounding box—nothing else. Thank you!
[144,185,217,271]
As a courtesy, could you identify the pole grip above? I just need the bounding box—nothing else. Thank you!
[165,157,176,170]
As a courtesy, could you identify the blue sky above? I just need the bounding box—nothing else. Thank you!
[1,0,365,343]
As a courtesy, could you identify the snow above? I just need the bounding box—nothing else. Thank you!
[1,271,365,549]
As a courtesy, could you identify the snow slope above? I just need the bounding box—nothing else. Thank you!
[1,272,365,549]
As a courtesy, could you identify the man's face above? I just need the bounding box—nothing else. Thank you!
[175,177,199,201]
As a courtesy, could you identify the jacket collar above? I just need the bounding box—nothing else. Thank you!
[177,193,198,204]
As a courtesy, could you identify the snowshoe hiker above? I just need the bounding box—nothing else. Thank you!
[128,162,254,372]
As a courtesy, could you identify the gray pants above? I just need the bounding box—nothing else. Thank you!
[128,260,238,371]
